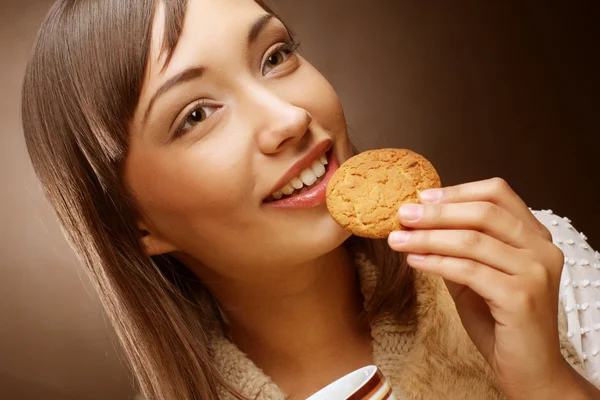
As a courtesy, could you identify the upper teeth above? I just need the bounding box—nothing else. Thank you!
[272,154,328,200]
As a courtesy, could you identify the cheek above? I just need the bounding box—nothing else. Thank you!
[124,144,252,239]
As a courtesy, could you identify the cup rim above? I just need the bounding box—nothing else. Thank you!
[307,365,379,400]
[345,365,380,400]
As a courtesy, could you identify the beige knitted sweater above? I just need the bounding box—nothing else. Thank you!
[211,255,583,399]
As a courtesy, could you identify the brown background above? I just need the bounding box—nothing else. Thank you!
[1,0,598,398]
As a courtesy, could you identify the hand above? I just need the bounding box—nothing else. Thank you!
[387,178,597,399]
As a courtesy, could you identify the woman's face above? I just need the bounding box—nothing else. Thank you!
[124,0,354,281]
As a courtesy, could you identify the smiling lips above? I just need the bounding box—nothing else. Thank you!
[265,153,328,201]
[264,141,339,210]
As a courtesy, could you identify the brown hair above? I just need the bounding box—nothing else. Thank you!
[21,1,414,399]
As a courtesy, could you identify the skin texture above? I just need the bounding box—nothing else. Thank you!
[121,0,598,398]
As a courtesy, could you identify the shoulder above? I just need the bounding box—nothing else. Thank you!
[531,209,598,261]
[532,209,600,385]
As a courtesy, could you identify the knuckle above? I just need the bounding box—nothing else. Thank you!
[413,229,431,247]
[440,187,455,203]
[539,225,553,242]
[512,219,527,242]
[489,177,511,196]
[459,259,480,281]
[427,203,443,221]
[460,231,483,248]
[552,245,565,264]
[479,202,500,221]
[547,245,566,273]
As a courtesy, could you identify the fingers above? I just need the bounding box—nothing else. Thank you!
[389,229,524,275]
[405,253,513,303]
[419,178,552,242]
[397,201,539,249]
[406,252,562,334]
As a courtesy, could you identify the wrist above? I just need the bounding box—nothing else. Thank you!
[554,363,598,400]
[505,360,597,400]
[523,360,595,400]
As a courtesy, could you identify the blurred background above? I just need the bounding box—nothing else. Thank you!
[1,0,598,398]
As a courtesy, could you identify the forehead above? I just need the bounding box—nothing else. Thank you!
[149,0,266,80]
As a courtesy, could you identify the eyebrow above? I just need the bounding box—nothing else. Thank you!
[248,14,273,44]
[143,13,275,124]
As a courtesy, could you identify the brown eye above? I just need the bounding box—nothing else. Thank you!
[174,102,218,138]
[189,108,206,124]
[262,41,300,75]
[266,51,286,69]
[184,107,207,131]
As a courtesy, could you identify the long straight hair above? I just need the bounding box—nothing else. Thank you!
[21,1,415,399]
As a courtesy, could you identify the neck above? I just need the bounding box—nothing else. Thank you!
[192,246,373,398]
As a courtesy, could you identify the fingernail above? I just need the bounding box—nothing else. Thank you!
[389,231,411,245]
[399,204,423,222]
[420,189,443,203]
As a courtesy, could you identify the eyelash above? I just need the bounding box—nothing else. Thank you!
[264,39,301,70]
[173,39,301,139]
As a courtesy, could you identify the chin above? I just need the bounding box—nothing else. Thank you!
[300,212,352,261]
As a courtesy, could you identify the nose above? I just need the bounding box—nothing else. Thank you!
[246,86,312,155]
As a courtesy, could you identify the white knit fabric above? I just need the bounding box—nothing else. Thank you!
[534,209,600,385]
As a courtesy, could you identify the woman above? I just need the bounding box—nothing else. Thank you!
[21,0,600,399]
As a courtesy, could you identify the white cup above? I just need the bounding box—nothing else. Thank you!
[306,365,396,400]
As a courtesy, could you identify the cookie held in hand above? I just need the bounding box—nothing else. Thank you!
[326,149,441,239]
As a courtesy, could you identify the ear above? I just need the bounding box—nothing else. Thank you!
[138,223,179,256]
